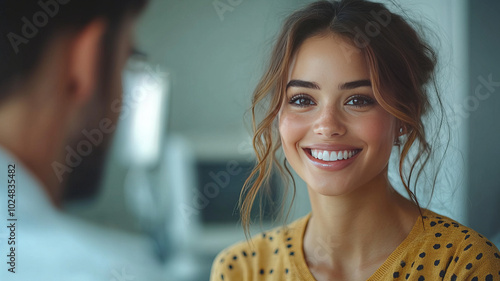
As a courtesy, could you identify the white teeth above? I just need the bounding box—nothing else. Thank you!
[330,151,337,161]
[322,152,330,161]
[310,149,359,162]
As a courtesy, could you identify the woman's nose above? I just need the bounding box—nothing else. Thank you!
[312,107,346,137]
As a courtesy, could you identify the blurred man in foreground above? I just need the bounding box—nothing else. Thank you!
[0,0,165,280]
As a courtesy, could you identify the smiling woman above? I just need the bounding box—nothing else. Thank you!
[280,34,398,198]
[210,0,500,280]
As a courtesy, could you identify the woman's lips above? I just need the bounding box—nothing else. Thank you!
[303,147,362,171]
[309,148,361,161]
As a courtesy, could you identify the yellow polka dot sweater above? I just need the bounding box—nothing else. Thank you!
[210,210,500,280]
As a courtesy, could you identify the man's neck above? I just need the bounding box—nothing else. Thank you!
[0,96,68,207]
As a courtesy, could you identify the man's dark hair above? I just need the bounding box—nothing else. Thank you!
[0,0,148,101]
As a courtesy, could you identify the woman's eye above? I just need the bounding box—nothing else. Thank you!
[345,95,375,107]
[289,94,315,107]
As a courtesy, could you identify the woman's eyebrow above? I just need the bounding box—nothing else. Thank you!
[286,79,372,90]
[286,80,321,90]
[339,79,372,90]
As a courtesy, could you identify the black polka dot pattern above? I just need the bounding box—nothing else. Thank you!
[392,213,500,281]
[210,211,500,281]
[209,216,306,280]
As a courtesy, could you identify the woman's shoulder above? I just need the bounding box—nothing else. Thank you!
[419,210,497,246]
[209,214,310,281]
[409,209,500,277]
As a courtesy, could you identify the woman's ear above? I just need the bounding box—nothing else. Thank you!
[66,18,107,105]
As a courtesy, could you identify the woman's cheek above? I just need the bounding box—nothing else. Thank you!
[356,112,396,149]
[279,110,311,147]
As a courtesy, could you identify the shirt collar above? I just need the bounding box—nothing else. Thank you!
[0,144,56,216]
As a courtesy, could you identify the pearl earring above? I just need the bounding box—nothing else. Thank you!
[394,127,404,146]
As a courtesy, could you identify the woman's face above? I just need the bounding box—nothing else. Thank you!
[279,34,398,196]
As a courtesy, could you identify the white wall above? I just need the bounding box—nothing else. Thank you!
[135,0,305,136]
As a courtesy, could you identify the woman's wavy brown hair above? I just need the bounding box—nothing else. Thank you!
[239,0,445,236]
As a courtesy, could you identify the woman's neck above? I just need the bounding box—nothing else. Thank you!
[303,172,420,280]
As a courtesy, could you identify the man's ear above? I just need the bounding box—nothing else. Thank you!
[66,19,107,105]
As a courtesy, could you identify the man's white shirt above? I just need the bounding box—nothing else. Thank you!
[0,146,165,281]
